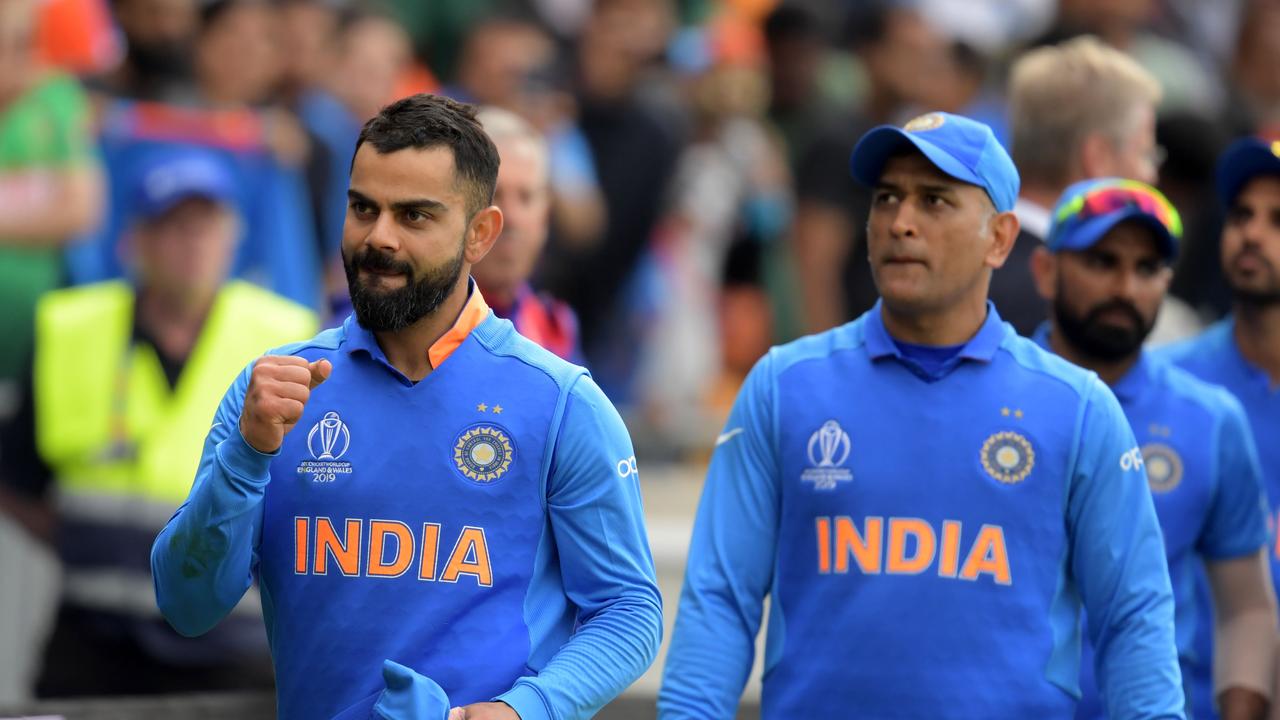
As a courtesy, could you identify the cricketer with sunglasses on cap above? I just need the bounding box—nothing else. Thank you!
[1161,137,1280,720]
[658,112,1183,719]
[1028,179,1275,720]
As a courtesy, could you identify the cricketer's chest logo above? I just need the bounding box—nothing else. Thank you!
[297,411,354,483]
[981,431,1035,485]
[453,423,515,484]
[801,420,853,491]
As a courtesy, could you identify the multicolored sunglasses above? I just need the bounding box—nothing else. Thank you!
[1053,179,1183,239]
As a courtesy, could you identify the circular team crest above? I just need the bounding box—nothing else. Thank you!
[453,424,514,484]
[981,431,1035,484]
[904,112,945,132]
[1142,443,1183,493]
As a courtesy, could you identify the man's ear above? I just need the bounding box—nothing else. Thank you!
[463,205,504,265]
[984,211,1020,270]
[1029,245,1058,302]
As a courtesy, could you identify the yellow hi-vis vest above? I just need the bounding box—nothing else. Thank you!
[32,280,316,616]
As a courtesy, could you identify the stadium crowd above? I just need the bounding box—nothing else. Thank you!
[2,0,1280,716]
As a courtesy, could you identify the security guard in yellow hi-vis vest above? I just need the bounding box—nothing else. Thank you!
[0,147,316,697]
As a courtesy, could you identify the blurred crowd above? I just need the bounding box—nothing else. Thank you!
[1,0,1279,704]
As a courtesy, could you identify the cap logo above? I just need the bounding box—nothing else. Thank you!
[1272,140,1280,158]
[904,113,945,133]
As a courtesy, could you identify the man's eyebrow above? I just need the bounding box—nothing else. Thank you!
[345,189,448,215]
[874,180,960,195]
[390,198,448,214]
[917,182,960,196]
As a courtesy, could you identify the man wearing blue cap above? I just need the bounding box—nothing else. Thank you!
[0,146,317,696]
[658,112,1184,719]
[1029,178,1276,720]
[1161,137,1280,720]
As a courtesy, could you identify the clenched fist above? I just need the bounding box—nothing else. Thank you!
[239,356,332,454]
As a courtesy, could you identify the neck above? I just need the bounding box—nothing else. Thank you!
[1233,300,1280,384]
[1045,322,1139,385]
[881,293,988,346]
[373,276,470,382]
[136,286,216,363]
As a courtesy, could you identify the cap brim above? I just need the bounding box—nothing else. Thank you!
[850,125,985,191]
[138,188,235,220]
[1217,140,1280,206]
[1054,210,1177,260]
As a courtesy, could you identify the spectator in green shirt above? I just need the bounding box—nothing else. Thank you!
[0,0,104,419]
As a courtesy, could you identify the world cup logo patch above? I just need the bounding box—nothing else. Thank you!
[297,411,354,483]
[454,424,514,484]
[801,420,853,490]
[981,431,1034,484]
[1142,443,1183,493]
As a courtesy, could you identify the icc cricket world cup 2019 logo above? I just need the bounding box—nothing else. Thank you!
[801,420,853,490]
[297,411,353,482]
[308,411,350,460]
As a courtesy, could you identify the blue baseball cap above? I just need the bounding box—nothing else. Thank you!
[1216,136,1280,207]
[849,111,1019,212]
[133,147,238,221]
[1046,178,1182,261]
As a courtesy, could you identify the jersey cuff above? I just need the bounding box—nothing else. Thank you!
[495,681,551,720]
[216,428,278,487]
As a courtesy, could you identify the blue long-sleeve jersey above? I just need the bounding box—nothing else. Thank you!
[1030,328,1268,720]
[1159,318,1280,720]
[152,302,662,720]
[658,302,1183,719]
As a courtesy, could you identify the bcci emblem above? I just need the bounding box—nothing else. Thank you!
[981,431,1035,485]
[1142,443,1183,493]
[297,411,354,482]
[801,420,853,491]
[904,112,946,133]
[454,424,514,484]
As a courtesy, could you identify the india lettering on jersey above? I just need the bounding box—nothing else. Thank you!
[293,517,493,586]
[814,516,1012,584]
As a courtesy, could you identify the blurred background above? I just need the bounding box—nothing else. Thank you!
[0,0,1277,716]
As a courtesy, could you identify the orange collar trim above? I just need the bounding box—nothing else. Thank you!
[427,285,490,369]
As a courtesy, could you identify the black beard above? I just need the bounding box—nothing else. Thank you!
[343,245,465,331]
[1053,296,1152,363]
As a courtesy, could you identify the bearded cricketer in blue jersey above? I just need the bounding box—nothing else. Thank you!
[150,94,662,720]
[1160,136,1280,720]
[657,112,1184,719]
[1028,178,1276,720]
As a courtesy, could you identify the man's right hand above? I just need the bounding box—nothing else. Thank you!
[239,356,331,454]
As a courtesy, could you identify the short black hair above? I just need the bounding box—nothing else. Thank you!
[353,94,500,217]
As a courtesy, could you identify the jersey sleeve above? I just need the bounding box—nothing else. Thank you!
[1198,391,1269,560]
[1068,378,1185,720]
[494,374,662,720]
[150,361,274,637]
[657,352,780,720]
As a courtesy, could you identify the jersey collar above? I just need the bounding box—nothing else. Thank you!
[344,278,491,370]
[865,299,1007,364]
